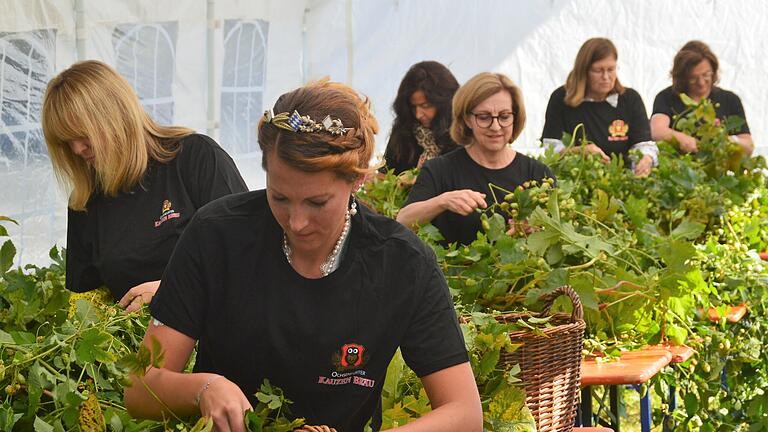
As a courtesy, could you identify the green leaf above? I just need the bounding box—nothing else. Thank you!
[33,416,54,432]
[0,239,16,273]
[526,230,559,256]
[683,393,699,416]
[486,213,507,243]
[666,325,687,345]
[670,218,705,240]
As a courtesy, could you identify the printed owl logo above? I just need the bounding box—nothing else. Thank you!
[162,200,172,214]
[608,119,629,137]
[332,342,369,371]
[342,344,364,368]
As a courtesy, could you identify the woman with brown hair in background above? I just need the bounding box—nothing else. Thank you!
[542,37,657,176]
[650,40,754,155]
[383,60,460,173]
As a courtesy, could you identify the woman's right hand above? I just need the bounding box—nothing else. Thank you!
[198,376,253,432]
[439,190,487,215]
[676,133,698,153]
[581,144,610,163]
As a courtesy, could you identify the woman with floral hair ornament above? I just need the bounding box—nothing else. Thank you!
[125,80,482,432]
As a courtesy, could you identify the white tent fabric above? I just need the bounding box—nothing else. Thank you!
[0,0,766,266]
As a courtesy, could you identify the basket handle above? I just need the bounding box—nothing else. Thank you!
[538,285,584,322]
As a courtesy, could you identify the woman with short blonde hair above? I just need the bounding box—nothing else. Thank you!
[541,37,657,177]
[398,72,553,245]
[42,60,247,311]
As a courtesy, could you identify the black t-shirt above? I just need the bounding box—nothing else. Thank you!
[403,148,555,245]
[541,86,652,163]
[150,191,468,432]
[651,86,750,134]
[66,134,248,300]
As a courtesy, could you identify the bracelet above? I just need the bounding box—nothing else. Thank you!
[194,374,224,407]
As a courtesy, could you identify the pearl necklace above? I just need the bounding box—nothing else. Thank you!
[282,209,352,277]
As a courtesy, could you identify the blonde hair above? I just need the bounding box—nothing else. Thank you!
[258,79,379,182]
[450,72,526,146]
[564,38,625,107]
[42,60,193,210]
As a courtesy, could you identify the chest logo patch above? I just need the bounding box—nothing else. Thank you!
[608,119,629,141]
[317,342,375,388]
[154,199,181,227]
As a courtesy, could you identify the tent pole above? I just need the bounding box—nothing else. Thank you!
[206,0,217,138]
[345,0,353,85]
[75,0,86,60]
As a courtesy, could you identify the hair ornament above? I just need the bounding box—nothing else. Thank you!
[264,109,349,136]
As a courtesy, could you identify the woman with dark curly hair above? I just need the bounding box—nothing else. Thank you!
[383,61,460,173]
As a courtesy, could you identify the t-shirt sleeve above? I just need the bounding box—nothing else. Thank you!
[726,92,751,134]
[400,251,468,377]
[65,208,103,293]
[149,215,208,339]
[541,88,567,141]
[651,89,674,118]
[403,162,441,207]
[626,90,652,145]
[181,135,248,209]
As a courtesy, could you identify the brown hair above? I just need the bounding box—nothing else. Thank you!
[564,37,625,107]
[450,72,526,146]
[258,80,379,182]
[42,60,193,210]
[671,40,720,93]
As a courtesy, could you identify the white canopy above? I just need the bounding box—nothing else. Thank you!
[1,0,765,265]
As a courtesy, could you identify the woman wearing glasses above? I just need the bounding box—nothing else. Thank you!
[383,61,460,173]
[650,40,753,156]
[541,37,657,176]
[397,72,554,245]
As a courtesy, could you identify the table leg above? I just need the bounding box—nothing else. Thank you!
[639,385,652,432]
[664,380,676,432]
[580,387,593,426]
[610,385,621,432]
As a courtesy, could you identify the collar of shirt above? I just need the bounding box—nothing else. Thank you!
[583,92,619,108]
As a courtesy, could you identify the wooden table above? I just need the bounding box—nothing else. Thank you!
[707,304,747,323]
[578,347,673,432]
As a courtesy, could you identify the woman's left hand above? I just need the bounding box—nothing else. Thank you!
[119,280,161,312]
[634,155,653,177]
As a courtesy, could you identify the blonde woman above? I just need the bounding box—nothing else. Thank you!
[42,60,247,312]
[541,37,657,176]
[397,72,554,245]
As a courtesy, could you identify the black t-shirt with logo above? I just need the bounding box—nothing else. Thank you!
[652,86,750,134]
[150,190,468,431]
[65,134,248,300]
[541,86,652,164]
[403,148,555,246]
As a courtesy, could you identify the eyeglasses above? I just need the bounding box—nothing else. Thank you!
[471,111,514,128]
[588,66,617,77]
[687,71,714,85]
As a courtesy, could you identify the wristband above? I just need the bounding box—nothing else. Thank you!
[195,374,224,407]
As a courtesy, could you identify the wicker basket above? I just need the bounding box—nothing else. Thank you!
[497,285,586,432]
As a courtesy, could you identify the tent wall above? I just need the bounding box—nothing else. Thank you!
[304,0,768,159]
[0,0,766,267]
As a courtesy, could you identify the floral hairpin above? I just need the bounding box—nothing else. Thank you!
[264,109,349,136]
